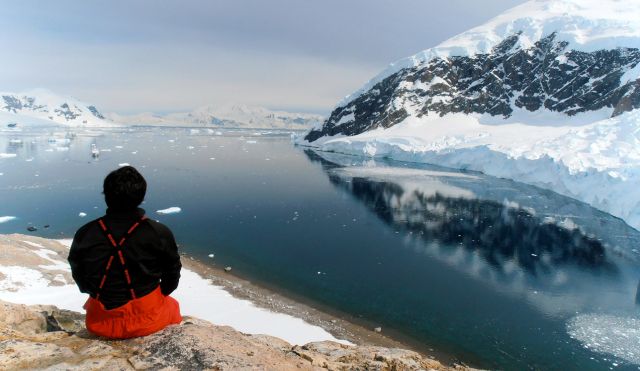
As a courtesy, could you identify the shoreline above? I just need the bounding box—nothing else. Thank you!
[0,233,476,369]
[180,254,474,368]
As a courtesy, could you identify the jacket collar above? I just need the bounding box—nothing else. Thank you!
[105,207,146,220]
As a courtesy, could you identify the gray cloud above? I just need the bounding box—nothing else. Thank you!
[0,0,524,113]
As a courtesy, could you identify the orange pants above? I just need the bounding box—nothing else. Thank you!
[84,286,182,339]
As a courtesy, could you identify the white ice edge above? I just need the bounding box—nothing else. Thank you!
[305,109,640,231]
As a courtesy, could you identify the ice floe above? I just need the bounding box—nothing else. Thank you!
[567,313,640,366]
[157,207,182,215]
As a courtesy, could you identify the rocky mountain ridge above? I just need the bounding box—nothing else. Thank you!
[305,0,640,141]
[306,32,640,141]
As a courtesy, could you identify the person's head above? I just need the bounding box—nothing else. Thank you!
[103,166,147,211]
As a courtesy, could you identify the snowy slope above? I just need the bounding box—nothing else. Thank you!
[107,104,323,129]
[0,89,116,128]
[334,0,640,109]
[302,0,640,231]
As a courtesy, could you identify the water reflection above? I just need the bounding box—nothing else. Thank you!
[305,149,627,298]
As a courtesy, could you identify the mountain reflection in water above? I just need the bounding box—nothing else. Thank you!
[304,149,626,298]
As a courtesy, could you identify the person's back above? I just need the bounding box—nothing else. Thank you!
[68,166,182,338]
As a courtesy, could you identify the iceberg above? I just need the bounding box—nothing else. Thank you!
[156,207,182,215]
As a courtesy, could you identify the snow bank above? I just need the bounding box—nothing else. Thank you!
[303,109,640,231]
[0,238,343,345]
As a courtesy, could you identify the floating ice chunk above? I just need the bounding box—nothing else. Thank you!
[209,157,216,160]
[78,212,87,217]
[115,145,123,149]
[187,146,195,150]
[246,140,257,144]
[190,129,200,134]
[0,216,16,223]
[25,157,34,162]
[208,254,214,258]
[131,151,138,155]
[157,207,182,215]
[215,131,223,136]
[118,163,130,167]
[9,139,22,144]
[567,314,640,365]
[0,173,3,176]
[0,153,17,159]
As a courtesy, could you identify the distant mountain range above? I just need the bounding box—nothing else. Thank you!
[0,89,113,128]
[106,104,323,129]
[0,89,323,129]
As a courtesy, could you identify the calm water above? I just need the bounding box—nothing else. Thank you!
[1,127,639,370]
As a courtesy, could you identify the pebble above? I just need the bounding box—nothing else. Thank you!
[374,327,382,333]
[224,266,232,272]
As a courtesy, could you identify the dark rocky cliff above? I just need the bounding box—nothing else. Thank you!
[306,32,640,142]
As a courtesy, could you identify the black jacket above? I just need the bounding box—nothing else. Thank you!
[68,208,181,309]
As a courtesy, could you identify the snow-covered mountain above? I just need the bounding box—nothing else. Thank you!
[302,0,640,231]
[107,104,323,129]
[0,89,114,128]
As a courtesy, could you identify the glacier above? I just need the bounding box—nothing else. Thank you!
[301,0,640,231]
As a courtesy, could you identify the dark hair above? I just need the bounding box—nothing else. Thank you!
[103,166,147,211]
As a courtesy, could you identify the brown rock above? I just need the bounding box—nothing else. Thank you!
[0,300,472,371]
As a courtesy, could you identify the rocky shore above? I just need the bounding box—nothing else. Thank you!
[0,234,479,370]
[0,299,475,370]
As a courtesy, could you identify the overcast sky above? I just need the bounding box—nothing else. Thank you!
[0,0,524,114]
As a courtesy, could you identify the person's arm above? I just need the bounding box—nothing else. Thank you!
[68,228,89,294]
[159,228,181,296]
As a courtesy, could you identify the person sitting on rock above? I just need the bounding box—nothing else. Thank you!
[68,166,182,339]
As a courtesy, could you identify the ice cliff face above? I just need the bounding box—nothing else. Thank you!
[305,0,640,141]
[0,89,111,127]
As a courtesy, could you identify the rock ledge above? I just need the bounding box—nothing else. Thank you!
[0,300,473,370]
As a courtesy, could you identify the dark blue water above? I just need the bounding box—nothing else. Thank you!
[1,127,639,370]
